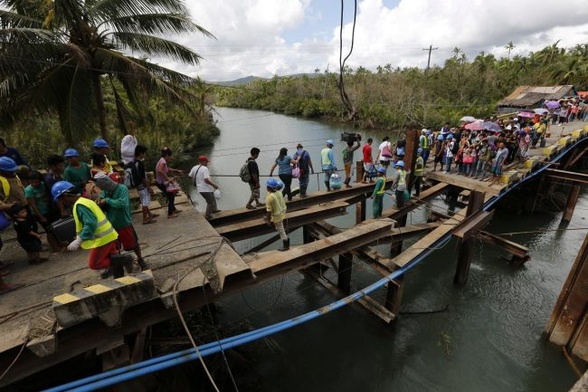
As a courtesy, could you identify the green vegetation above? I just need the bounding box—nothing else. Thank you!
[215,42,588,130]
[0,0,218,168]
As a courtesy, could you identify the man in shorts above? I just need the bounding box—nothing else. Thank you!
[245,147,263,210]
[189,155,220,220]
[93,172,148,271]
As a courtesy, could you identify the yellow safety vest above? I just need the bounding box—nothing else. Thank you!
[73,197,118,249]
[398,170,406,187]
[420,135,430,149]
[321,148,332,166]
[414,157,424,176]
[0,175,23,202]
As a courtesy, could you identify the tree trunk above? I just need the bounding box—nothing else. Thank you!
[92,73,107,140]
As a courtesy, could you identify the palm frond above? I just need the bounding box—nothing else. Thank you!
[110,32,204,64]
[89,0,189,19]
[103,13,213,38]
[0,10,44,28]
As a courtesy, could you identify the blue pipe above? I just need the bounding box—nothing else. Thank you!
[46,134,587,392]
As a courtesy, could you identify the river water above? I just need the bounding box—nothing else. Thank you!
[186,107,582,391]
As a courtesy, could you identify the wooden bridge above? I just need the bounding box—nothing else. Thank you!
[1,123,588,388]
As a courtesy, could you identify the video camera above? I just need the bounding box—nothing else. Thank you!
[340,132,361,144]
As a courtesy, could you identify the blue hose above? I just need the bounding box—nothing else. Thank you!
[45,134,587,392]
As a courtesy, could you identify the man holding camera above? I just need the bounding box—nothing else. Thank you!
[342,137,361,188]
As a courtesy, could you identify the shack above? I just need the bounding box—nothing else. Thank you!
[497,85,578,113]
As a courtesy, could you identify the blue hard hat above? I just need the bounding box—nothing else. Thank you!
[64,148,80,157]
[437,134,444,140]
[417,148,423,155]
[447,134,454,139]
[51,181,76,202]
[0,157,18,172]
[266,178,279,188]
[92,138,109,148]
[377,167,387,174]
[276,180,284,190]
[326,139,334,146]
[395,160,405,167]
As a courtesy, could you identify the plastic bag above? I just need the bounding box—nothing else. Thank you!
[292,166,301,178]
[214,189,222,200]
[166,180,180,193]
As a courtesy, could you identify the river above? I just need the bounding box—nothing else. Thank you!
[186,107,581,391]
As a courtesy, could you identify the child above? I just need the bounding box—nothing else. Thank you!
[25,171,62,252]
[462,148,474,177]
[264,178,289,251]
[370,167,387,218]
[63,148,91,194]
[134,145,158,224]
[9,204,45,265]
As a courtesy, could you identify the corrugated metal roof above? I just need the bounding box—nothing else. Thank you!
[498,85,577,107]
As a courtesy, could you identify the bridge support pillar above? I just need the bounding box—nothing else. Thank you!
[562,184,581,223]
[390,215,407,257]
[356,199,366,224]
[454,191,485,285]
[384,275,403,320]
[337,252,353,294]
[545,233,588,361]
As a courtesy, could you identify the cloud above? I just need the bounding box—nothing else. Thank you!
[167,0,588,81]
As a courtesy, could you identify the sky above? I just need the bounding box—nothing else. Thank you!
[158,0,588,82]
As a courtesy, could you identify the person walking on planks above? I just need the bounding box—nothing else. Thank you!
[52,180,123,278]
[189,155,220,220]
[292,143,314,198]
[370,167,387,218]
[245,147,264,210]
[341,138,360,188]
[321,140,336,192]
[391,160,408,208]
[413,148,425,197]
[264,178,289,251]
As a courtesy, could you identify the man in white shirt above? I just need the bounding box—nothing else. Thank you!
[188,155,220,220]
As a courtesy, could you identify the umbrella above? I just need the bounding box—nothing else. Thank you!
[464,121,485,131]
[533,108,549,115]
[545,100,560,109]
[459,116,477,123]
[481,121,501,132]
[518,111,535,118]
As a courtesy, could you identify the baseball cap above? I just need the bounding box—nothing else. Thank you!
[198,155,209,162]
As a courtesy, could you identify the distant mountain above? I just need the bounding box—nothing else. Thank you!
[210,73,319,86]
[211,75,265,86]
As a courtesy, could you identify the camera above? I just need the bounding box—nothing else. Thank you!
[340,132,361,143]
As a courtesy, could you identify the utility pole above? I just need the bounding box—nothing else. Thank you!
[421,45,438,125]
[422,45,438,74]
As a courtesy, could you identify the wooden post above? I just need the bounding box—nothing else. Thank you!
[303,225,312,244]
[356,199,366,224]
[384,275,404,320]
[337,252,353,294]
[562,184,581,223]
[355,160,364,184]
[404,129,419,193]
[453,190,485,285]
[545,233,588,361]
[390,215,407,257]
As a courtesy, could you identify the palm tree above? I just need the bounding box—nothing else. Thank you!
[0,0,214,145]
[504,41,515,59]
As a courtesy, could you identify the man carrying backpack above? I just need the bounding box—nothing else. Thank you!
[292,143,314,198]
[189,155,220,220]
[244,147,264,210]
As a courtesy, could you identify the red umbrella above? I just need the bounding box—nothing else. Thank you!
[518,111,535,118]
[464,121,485,131]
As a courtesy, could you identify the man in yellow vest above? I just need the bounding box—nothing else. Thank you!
[413,148,425,197]
[391,160,408,208]
[51,181,126,278]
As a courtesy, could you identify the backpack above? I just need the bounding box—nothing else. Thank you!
[239,161,252,183]
[451,141,459,155]
[123,161,140,188]
[297,150,309,172]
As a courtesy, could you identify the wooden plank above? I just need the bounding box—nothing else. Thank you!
[426,171,502,196]
[216,201,349,242]
[248,219,394,278]
[452,210,495,239]
[388,208,469,268]
[383,182,451,219]
[478,231,529,259]
[546,168,588,184]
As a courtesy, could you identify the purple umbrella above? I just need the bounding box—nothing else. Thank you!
[533,108,549,115]
[545,100,560,109]
[482,121,501,132]
[518,111,535,118]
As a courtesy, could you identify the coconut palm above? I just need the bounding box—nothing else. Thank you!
[0,0,214,145]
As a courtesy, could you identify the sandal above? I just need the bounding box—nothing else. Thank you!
[245,205,256,210]
[151,213,160,218]
[0,261,14,270]
[143,219,157,225]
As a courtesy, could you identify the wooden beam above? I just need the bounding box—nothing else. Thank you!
[563,184,581,223]
[546,168,588,184]
[249,219,394,279]
[383,182,451,220]
[452,210,495,240]
[216,201,349,242]
[454,191,486,285]
[478,231,529,260]
[426,172,501,196]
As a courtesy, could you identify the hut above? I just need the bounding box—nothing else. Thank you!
[497,85,578,114]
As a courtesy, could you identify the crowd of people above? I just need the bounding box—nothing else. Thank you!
[0,135,184,294]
